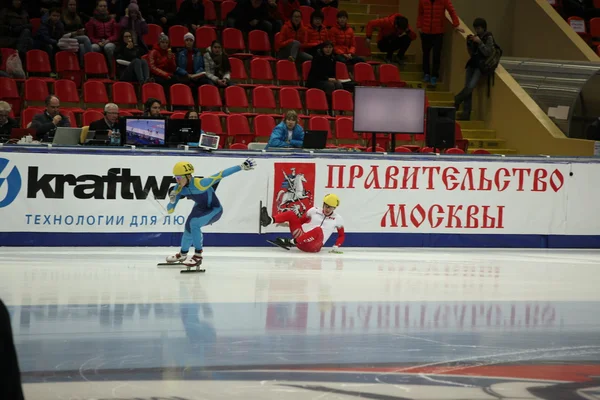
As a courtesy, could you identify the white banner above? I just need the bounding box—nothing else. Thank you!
[0,152,597,237]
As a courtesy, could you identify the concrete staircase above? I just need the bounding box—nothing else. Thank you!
[338,0,517,154]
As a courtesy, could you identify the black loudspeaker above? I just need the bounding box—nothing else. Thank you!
[426,107,456,149]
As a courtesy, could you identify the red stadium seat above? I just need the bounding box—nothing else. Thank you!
[253,114,276,139]
[226,114,254,144]
[112,82,142,114]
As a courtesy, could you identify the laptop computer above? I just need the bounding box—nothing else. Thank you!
[302,130,328,149]
[85,129,111,145]
[53,127,82,145]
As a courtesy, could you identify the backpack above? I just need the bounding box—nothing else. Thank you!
[478,32,502,74]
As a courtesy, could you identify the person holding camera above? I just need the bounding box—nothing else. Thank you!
[453,17,495,121]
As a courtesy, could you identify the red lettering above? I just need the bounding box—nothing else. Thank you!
[427,204,444,228]
[365,165,382,189]
[460,168,475,191]
[549,169,564,192]
[512,168,531,191]
[465,205,479,228]
[478,168,492,191]
[533,168,548,192]
[446,205,464,228]
[348,165,364,189]
[384,166,400,189]
[494,168,510,192]
[380,204,408,228]
[326,165,345,188]
[421,166,440,190]
[442,167,460,191]
[401,166,419,190]
[410,204,427,228]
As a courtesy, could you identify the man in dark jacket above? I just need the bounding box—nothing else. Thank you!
[0,0,33,60]
[0,101,18,140]
[227,0,277,37]
[177,0,204,32]
[454,17,495,121]
[89,103,119,132]
[34,7,64,61]
[30,95,71,140]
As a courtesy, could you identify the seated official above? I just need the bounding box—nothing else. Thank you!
[30,95,71,141]
[89,103,119,131]
[0,101,18,140]
[266,110,304,149]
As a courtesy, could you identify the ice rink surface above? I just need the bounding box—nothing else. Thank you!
[1,246,600,400]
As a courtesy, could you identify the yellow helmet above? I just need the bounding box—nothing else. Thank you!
[323,194,340,208]
[173,161,194,176]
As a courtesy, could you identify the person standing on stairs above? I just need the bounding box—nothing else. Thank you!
[454,18,495,121]
[417,0,462,86]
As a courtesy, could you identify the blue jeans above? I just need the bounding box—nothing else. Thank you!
[454,66,482,120]
[180,206,223,253]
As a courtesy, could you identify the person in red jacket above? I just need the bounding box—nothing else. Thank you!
[304,9,329,56]
[276,9,312,64]
[86,0,119,74]
[365,13,416,64]
[148,33,179,93]
[417,0,462,85]
[330,10,363,65]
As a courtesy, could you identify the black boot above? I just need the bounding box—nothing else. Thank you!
[260,206,272,227]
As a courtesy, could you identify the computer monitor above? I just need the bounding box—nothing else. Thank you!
[122,116,166,146]
[166,118,201,146]
[199,133,220,150]
[302,130,328,149]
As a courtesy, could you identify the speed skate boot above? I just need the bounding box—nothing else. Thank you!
[277,237,296,249]
[166,251,187,264]
[260,206,272,227]
[183,251,203,267]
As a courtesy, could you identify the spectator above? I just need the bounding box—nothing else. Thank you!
[39,0,64,17]
[227,0,277,38]
[177,0,204,32]
[203,40,232,88]
[30,95,71,140]
[148,33,178,90]
[266,110,304,149]
[278,0,302,22]
[313,0,338,11]
[276,9,312,64]
[0,50,25,79]
[417,0,461,86]
[115,29,150,84]
[304,10,329,57]
[0,0,34,61]
[330,10,363,65]
[0,101,18,140]
[86,0,119,73]
[34,7,65,61]
[62,0,92,65]
[119,1,149,53]
[144,97,162,117]
[0,298,25,400]
[136,0,177,31]
[306,41,341,110]
[89,103,119,131]
[185,110,199,119]
[176,32,214,90]
[365,13,416,64]
[454,18,495,121]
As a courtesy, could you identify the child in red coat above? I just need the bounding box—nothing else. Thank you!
[330,10,364,65]
[276,9,312,64]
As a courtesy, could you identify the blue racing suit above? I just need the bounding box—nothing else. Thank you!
[167,165,242,253]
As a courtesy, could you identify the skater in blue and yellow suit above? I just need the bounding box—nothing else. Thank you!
[165,158,256,267]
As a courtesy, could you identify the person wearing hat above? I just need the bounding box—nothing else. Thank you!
[119,1,149,53]
[175,32,214,90]
[259,194,345,253]
[176,0,205,32]
[306,40,342,111]
[148,33,178,89]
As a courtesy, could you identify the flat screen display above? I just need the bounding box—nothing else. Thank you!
[125,118,166,146]
[353,87,425,133]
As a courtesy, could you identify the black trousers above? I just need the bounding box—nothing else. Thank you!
[0,299,24,400]
[377,34,412,61]
[421,33,443,78]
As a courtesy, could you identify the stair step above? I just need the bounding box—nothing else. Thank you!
[468,148,517,155]
[342,3,369,13]
[461,129,496,139]
[464,138,506,149]
[369,4,399,15]
[348,13,379,23]
[457,120,486,129]
[428,100,454,108]
[425,91,454,102]
[403,80,449,91]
